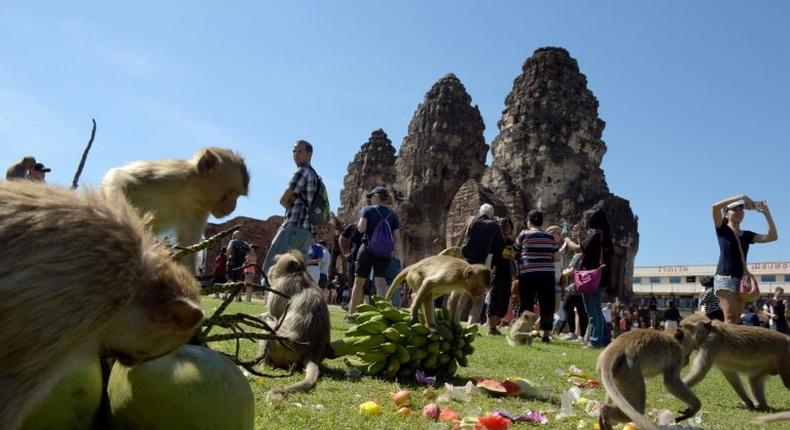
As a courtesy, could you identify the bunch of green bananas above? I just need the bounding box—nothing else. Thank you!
[330,296,477,380]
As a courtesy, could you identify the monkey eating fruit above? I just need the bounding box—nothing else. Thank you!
[0,181,203,430]
[102,147,249,270]
[506,311,536,346]
[258,250,330,398]
[597,329,700,430]
[384,254,490,335]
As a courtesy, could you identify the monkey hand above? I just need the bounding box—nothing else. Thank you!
[675,408,695,423]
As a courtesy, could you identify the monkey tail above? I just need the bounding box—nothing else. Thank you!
[268,359,320,397]
[384,269,409,300]
[598,352,659,430]
[752,411,790,425]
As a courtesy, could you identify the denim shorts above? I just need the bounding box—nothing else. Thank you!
[714,274,740,295]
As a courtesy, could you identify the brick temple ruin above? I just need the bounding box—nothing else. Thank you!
[204,46,639,298]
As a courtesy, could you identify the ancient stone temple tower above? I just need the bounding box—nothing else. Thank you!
[336,129,397,225]
[480,46,638,297]
[393,73,488,264]
[483,46,609,221]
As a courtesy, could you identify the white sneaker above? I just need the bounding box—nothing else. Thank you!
[560,333,578,340]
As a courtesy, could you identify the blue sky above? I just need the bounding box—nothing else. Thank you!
[1,1,787,266]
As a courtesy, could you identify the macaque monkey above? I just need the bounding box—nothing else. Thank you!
[5,156,36,180]
[680,314,790,410]
[385,255,491,334]
[102,147,249,270]
[597,329,700,430]
[438,246,462,258]
[506,311,536,346]
[0,181,203,430]
[258,250,330,398]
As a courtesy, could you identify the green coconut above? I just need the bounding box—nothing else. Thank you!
[108,345,254,430]
[20,360,103,430]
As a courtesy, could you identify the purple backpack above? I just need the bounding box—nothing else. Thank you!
[368,207,394,257]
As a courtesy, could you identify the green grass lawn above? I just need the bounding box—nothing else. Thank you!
[202,298,789,430]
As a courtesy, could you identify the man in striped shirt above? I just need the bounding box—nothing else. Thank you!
[515,209,557,343]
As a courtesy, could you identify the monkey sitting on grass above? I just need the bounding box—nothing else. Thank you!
[258,250,330,399]
[0,181,203,430]
[506,311,536,346]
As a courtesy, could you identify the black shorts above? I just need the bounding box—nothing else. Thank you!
[227,268,245,282]
[355,245,390,279]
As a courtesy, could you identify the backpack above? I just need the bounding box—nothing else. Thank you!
[367,207,395,257]
[307,167,331,226]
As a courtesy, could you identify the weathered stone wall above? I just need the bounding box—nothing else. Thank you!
[445,179,509,249]
[479,46,638,298]
[202,215,284,277]
[394,73,488,264]
[336,129,398,227]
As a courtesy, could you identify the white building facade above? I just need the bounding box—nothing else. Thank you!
[631,261,790,310]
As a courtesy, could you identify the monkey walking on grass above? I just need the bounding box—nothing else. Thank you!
[0,181,203,430]
[597,329,701,430]
[258,250,331,399]
[680,313,790,410]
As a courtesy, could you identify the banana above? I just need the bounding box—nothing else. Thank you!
[395,344,411,364]
[382,357,401,378]
[410,323,430,336]
[352,335,386,348]
[381,308,406,322]
[446,359,458,376]
[427,341,440,354]
[410,348,429,361]
[358,351,388,363]
[381,327,404,343]
[408,335,427,347]
[356,320,388,334]
[367,360,386,375]
[439,341,451,353]
[437,353,450,365]
[380,342,397,354]
[355,304,378,313]
[423,353,439,369]
[457,355,469,367]
[392,321,413,337]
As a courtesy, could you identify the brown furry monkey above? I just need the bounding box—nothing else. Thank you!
[384,255,490,334]
[597,329,700,430]
[0,181,203,430]
[102,147,249,270]
[680,313,790,410]
[258,250,330,398]
[506,311,536,346]
[5,156,36,180]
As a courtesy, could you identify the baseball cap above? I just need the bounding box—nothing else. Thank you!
[33,163,51,173]
[726,200,745,211]
[366,186,389,198]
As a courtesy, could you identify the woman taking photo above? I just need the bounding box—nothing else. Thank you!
[712,195,777,324]
[564,209,612,348]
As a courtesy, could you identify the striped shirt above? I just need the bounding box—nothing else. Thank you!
[699,287,721,315]
[285,165,318,233]
[516,229,556,275]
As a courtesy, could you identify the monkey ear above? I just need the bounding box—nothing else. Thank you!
[151,298,204,331]
[673,328,685,342]
[197,149,219,173]
[702,319,713,330]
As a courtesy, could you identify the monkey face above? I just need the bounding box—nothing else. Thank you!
[464,265,491,297]
[211,191,241,218]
